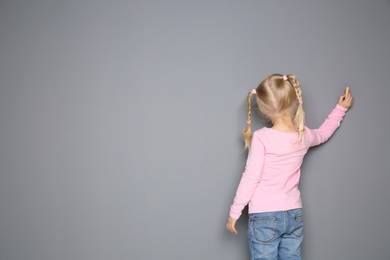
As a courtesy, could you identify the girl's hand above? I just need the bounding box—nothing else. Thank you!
[338,87,353,109]
[226,216,238,235]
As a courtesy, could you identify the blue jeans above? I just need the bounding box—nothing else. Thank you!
[247,208,304,260]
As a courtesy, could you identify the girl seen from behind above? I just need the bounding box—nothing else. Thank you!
[226,74,353,260]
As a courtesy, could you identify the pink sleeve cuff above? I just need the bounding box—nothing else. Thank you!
[229,212,240,220]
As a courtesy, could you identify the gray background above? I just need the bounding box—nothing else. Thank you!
[1,1,389,259]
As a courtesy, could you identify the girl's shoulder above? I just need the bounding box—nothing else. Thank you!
[255,127,301,136]
[254,127,271,135]
[253,127,272,139]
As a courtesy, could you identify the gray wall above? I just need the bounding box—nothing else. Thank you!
[1,1,389,259]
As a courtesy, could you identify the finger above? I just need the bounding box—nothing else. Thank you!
[227,223,238,234]
[230,226,238,235]
[345,87,350,96]
[344,96,353,106]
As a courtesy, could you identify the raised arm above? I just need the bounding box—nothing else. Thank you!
[307,87,353,146]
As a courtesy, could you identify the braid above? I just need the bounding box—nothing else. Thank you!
[243,91,254,150]
[286,74,305,142]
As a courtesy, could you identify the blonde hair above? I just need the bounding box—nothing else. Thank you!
[243,73,305,149]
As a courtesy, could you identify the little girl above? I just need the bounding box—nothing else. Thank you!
[226,74,353,260]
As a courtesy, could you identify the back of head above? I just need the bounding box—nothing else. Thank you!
[243,73,305,149]
[256,74,298,122]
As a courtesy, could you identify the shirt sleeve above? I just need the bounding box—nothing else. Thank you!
[229,132,265,220]
[306,104,348,147]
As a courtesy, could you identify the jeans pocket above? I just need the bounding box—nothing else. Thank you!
[251,217,278,243]
[293,212,304,237]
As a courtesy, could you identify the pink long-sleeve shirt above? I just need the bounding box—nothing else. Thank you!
[229,104,348,220]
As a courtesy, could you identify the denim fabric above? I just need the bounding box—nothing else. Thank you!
[247,208,303,260]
